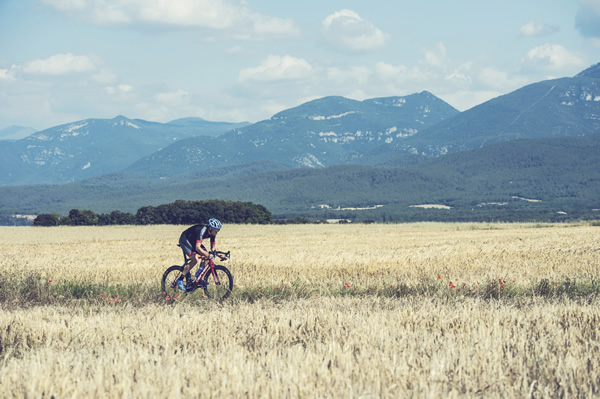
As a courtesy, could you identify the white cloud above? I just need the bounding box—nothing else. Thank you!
[106,84,134,95]
[374,62,430,85]
[42,0,299,38]
[225,46,244,55]
[155,89,189,105]
[369,56,535,112]
[0,67,16,81]
[445,70,472,84]
[92,68,117,84]
[519,21,559,37]
[226,35,592,118]
[422,42,447,67]
[321,9,389,52]
[249,13,299,36]
[578,0,600,15]
[590,38,600,48]
[23,53,95,76]
[374,62,407,78]
[576,0,600,38]
[371,44,458,86]
[522,43,588,72]
[477,67,529,90]
[239,55,313,82]
[118,84,133,92]
[326,66,371,85]
[43,0,87,11]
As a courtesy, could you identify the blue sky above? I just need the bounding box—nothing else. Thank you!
[1,0,599,131]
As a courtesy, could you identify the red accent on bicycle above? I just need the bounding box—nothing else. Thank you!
[161,250,233,301]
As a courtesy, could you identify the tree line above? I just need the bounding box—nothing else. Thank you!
[33,200,273,226]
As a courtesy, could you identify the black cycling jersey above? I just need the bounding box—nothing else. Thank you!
[182,224,216,247]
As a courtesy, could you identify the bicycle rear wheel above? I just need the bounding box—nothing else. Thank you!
[203,265,233,301]
[161,265,187,301]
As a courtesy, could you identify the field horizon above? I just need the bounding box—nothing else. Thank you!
[1,223,599,397]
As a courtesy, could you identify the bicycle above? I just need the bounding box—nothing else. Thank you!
[161,248,234,301]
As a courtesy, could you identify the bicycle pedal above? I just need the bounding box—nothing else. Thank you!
[197,280,208,288]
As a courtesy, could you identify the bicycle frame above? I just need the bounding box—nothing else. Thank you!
[187,250,230,289]
[163,248,233,300]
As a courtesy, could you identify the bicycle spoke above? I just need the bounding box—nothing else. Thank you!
[161,266,187,301]
[203,266,233,301]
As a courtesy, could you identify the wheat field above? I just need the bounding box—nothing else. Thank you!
[1,223,599,397]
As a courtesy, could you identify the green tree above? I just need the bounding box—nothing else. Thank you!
[134,200,273,225]
[33,213,60,227]
[99,210,137,225]
[61,209,99,226]
[136,206,164,225]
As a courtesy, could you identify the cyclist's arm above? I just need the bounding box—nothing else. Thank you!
[210,239,226,260]
[195,240,211,258]
[210,242,220,260]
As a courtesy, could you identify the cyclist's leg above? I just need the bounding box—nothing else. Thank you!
[196,244,210,275]
[179,235,194,258]
[179,236,197,276]
[198,257,209,276]
[182,253,199,276]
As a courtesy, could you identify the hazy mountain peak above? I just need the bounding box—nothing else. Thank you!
[168,117,207,125]
[0,116,247,185]
[363,91,450,108]
[272,96,361,120]
[575,62,600,79]
[0,126,37,140]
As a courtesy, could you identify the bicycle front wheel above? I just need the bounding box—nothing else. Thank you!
[203,265,233,301]
[161,265,187,301]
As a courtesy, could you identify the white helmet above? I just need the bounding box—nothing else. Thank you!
[208,218,222,230]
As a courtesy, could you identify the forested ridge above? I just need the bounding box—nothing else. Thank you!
[2,133,600,225]
[32,200,273,226]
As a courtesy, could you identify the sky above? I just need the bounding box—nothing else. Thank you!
[1,0,600,132]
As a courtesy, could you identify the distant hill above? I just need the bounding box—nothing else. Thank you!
[166,117,250,137]
[0,126,37,141]
[409,62,600,157]
[0,116,249,185]
[125,92,459,177]
[2,63,600,224]
[1,132,598,223]
[126,64,600,175]
[3,63,599,186]
[576,62,600,79]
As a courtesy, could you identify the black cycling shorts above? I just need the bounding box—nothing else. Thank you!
[179,234,206,257]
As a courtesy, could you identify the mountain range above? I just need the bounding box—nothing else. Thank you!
[1,131,598,223]
[124,91,459,177]
[0,62,599,223]
[407,64,600,157]
[0,117,249,185]
[126,63,600,176]
[0,91,459,184]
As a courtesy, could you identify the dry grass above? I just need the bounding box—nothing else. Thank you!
[1,223,600,397]
[1,222,598,289]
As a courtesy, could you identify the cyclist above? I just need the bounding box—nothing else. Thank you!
[178,218,226,290]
